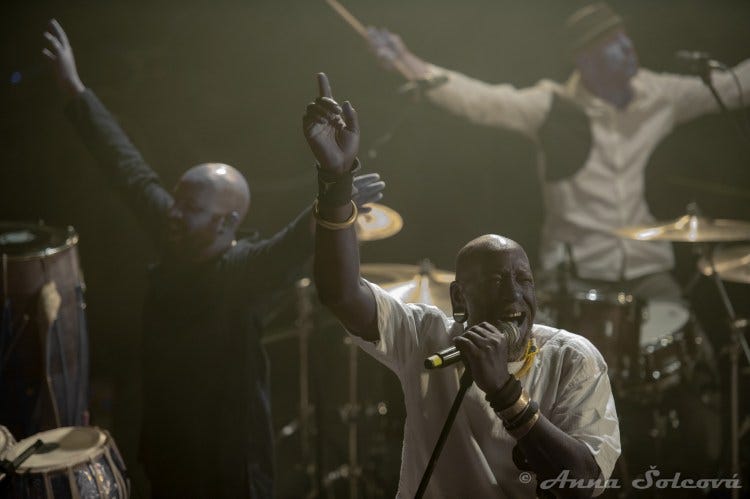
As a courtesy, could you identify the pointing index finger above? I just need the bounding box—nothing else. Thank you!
[317,72,333,99]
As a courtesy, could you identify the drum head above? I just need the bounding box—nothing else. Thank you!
[640,301,690,345]
[0,223,77,259]
[6,427,105,471]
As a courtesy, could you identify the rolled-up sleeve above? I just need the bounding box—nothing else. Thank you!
[346,280,450,376]
[548,340,621,487]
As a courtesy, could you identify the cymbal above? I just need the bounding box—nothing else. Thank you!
[356,204,403,242]
[614,214,750,242]
[361,260,455,315]
[698,245,750,284]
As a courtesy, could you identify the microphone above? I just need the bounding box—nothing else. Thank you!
[424,321,520,370]
[674,50,723,81]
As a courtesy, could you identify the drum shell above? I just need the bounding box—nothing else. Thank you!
[0,226,88,440]
[552,291,642,383]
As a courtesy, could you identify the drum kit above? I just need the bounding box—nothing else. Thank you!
[0,223,130,498]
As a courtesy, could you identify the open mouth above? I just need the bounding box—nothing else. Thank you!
[500,311,526,328]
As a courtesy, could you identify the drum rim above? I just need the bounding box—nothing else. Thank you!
[6,426,107,472]
[0,223,78,261]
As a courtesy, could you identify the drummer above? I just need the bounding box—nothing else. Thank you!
[42,20,384,498]
[366,2,750,301]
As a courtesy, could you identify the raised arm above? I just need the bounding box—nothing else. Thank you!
[303,73,379,340]
[43,19,172,242]
[366,27,553,137]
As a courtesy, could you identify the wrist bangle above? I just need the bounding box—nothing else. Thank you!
[504,400,539,431]
[498,390,530,422]
[507,411,540,440]
[485,376,522,413]
[313,199,358,230]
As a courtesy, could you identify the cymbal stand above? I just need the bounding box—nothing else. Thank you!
[324,336,361,499]
[295,278,319,498]
[701,245,750,499]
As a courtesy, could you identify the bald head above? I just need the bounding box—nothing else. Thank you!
[166,163,252,263]
[456,235,527,281]
[180,163,251,221]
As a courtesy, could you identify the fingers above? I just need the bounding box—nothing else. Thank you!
[41,48,56,60]
[49,19,69,47]
[353,173,381,186]
[342,101,359,132]
[317,72,333,99]
[355,182,386,199]
[305,102,344,127]
[44,31,62,54]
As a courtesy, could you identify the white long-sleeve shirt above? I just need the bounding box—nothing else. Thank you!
[349,281,621,498]
[426,60,750,280]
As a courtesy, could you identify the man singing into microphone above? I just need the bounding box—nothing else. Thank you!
[367,2,750,301]
[304,73,620,498]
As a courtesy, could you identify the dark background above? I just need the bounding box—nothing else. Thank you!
[2,0,750,496]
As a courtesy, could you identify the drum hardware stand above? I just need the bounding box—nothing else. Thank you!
[696,242,750,499]
[294,278,322,499]
[323,335,364,499]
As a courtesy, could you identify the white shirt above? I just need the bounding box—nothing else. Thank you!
[348,281,621,498]
[425,60,750,280]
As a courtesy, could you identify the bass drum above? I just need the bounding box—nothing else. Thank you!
[0,223,89,439]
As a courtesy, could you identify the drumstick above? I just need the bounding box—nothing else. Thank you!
[323,0,415,80]
[325,0,368,39]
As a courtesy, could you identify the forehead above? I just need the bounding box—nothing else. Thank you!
[460,246,530,279]
[584,28,630,54]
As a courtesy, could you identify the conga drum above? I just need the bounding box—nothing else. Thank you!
[2,426,129,498]
[0,223,89,439]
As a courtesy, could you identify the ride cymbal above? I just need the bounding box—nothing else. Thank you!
[356,204,403,242]
[614,214,750,242]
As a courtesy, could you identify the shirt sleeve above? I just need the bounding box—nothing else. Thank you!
[230,205,314,297]
[346,280,452,376]
[654,59,750,125]
[547,337,621,489]
[424,64,555,138]
[65,89,172,243]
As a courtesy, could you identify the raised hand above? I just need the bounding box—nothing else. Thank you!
[366,27,430,81]
[42,19,85,98]
[454,322,511,395]
[303,73,359,174]
[352,173,385,214]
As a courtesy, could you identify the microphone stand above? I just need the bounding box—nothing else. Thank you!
[414,369,473,499]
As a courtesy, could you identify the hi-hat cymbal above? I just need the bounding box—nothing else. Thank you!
[356,204,403,242]
[698,245,750,284]
[614,214,750,242]
[361,260,455,315]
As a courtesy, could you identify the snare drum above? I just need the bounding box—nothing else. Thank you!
[3,426,129,498]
